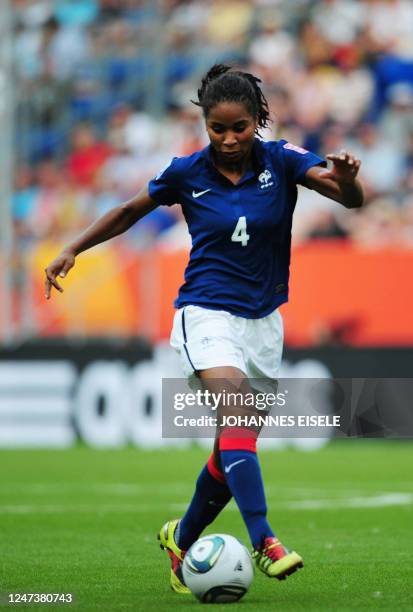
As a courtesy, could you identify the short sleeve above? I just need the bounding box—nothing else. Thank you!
[280,140,326,186]
[148,157,181,206]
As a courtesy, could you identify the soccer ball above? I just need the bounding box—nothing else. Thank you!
[182,534,254,603]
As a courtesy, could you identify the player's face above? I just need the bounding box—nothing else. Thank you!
[206,102,257,165]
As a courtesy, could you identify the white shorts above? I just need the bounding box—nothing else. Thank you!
[170,305,284,385]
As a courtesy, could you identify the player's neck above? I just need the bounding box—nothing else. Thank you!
[212,152,252,185]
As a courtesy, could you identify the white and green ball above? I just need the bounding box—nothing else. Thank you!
[182,534,254,603]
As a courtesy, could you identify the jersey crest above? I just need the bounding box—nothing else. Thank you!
[258,169,274,189]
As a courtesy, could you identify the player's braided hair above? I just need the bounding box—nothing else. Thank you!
[193,64,270,134]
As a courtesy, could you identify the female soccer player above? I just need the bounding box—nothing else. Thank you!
[44,65,363,593]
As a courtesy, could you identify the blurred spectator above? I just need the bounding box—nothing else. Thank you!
[14,22,44,81]
[54,0,98,27]
[401,199,413,245]
[10,0,413,250]
[92,172,123,217]
[13,0,53,28]
[381,83,413,151]
[311,0,365,46]
[100,145,143,195]
[249,11,295,75]
[347,197,403,247]
[65,123,113,188]
[364,0,413,58]
[327,47,374,127]
[21,159,63,239]
[349,122,405,196]
[12,165,39,243]
[122,108,161,158]
[44,17,93,82]
[206,0,253,47]
[161,105,206,156]
[292,185,348,244]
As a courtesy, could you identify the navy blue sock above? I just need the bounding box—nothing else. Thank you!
[177,463,232,550]
[220,449,274,549]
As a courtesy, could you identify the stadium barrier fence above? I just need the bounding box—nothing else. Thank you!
[0,338,412,448]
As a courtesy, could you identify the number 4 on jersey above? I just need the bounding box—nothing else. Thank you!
[231,216,250,247]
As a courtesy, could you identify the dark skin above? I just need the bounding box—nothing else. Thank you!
[205,103,258,184]
[44,101,364,469]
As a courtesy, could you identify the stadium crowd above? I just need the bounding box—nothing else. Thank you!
[12,0,413,252]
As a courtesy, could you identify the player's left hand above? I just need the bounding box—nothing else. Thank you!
[319,150,361,184]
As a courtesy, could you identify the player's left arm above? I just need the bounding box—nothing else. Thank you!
[304,150,364,209]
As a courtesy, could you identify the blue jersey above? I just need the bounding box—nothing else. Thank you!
[148,138,325,318]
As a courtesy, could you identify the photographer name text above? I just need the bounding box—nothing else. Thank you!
[173,415,341,428]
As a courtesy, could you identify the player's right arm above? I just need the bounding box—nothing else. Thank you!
[44,187,157,299]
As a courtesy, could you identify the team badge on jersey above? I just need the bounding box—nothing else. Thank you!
[258,169,274,189]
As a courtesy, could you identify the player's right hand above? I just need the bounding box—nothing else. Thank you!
[44,250,75,299]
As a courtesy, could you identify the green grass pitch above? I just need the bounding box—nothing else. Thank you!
[1,441,413,611]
